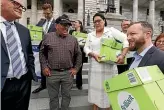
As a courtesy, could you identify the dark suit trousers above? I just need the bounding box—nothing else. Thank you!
[117,57,133,74]
[76,47,88,87]
[1,74,32,110]
[41,70,46,87]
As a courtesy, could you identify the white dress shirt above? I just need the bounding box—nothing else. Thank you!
[0,16,27,78]
[43,17,53,33]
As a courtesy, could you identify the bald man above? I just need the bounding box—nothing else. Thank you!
[1,0,37,110]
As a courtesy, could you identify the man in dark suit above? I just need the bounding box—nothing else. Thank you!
[32,3,56,93]
[127,21,164,73]
[1,0,37,110]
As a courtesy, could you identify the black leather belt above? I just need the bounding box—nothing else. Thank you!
[6,73,28,81]
[6,77,17,81]
[54,68,70,72]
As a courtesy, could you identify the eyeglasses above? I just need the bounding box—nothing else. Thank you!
[10,0,26,12]
[93,19,102,24]
[156,40,164,45]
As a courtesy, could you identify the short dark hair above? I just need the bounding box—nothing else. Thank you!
[129,21,153,35]
[42,3,52,11]
[93,13,107,26]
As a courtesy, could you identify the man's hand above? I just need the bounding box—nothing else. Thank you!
[43,67,51,77]
[69,68,77,76]
[116,54,125,64]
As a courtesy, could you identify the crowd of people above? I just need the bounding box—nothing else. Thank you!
[1,0,164,110]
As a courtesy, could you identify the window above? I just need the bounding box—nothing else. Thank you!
[160,11,164,21]
[27,17,30,25]
[108,0,114,5]
[106,0,116,13]
[120,6,122,15]
[27,0,31,9]
[161,26,164,33]
[147,9,149,16]
[98,0,107,4]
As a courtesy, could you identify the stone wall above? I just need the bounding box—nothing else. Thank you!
[121,4,161,39]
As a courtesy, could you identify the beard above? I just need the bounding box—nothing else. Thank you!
[129,37,146,51]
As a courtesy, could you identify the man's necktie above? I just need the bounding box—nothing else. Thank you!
[45,21,50,33]
[3,21,23,78]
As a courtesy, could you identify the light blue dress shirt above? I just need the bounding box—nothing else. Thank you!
[129,44,153,69]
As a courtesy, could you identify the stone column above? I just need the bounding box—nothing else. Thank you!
[149,0,155,30]
[78,0,84,22]
[53,0,63,19]
[115,0,120,14]
[132,0,138,22]
[31,0,37,25]
[19,0,27,26]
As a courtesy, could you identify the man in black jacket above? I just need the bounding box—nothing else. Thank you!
[32,3,56,93]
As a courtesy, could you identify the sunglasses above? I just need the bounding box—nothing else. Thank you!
[10,0,26,12]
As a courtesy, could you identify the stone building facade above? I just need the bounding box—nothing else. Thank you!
[19,0,164,38]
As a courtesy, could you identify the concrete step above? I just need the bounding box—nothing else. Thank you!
[29,96,91,110]
[30,84,88,99]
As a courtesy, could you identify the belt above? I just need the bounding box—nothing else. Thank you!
[6,73,28,81]
[54,68,70,72]
[6,77,17,81]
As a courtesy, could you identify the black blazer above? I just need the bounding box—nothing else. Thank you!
[130,46,164,73]
[36,18,56,33]
[1,22,37,90]
[37,18,56,49]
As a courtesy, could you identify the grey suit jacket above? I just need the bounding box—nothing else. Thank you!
[131,46,164,73]
[1,22,38,90]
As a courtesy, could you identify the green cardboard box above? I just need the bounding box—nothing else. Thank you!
[72,31,87,46]
[99,38,127,64]
[104,65,164,110]
[27,24,43,41]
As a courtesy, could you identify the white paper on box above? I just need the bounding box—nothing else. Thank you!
[136,68,152,82]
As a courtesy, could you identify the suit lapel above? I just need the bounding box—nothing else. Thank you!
[14,22,26,54]
[1,32,8,55]
[48,19,55,32]
[41,19,46,26]
[138,46,156,67]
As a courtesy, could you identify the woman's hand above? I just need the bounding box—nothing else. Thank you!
[88,52,101,62]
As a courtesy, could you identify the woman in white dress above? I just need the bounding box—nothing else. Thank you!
[84,13,129,110]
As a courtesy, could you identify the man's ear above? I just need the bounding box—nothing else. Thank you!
[146,31,152,39]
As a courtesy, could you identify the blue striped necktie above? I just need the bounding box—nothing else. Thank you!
[3,21,23,78]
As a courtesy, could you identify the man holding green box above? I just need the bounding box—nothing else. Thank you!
[127,21,164,73]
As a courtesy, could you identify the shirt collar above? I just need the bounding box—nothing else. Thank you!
[0,16,6,23]
[46,17,53,22]
[133,44,153,59]
[0,16,15,24]
[90,27,111,37]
